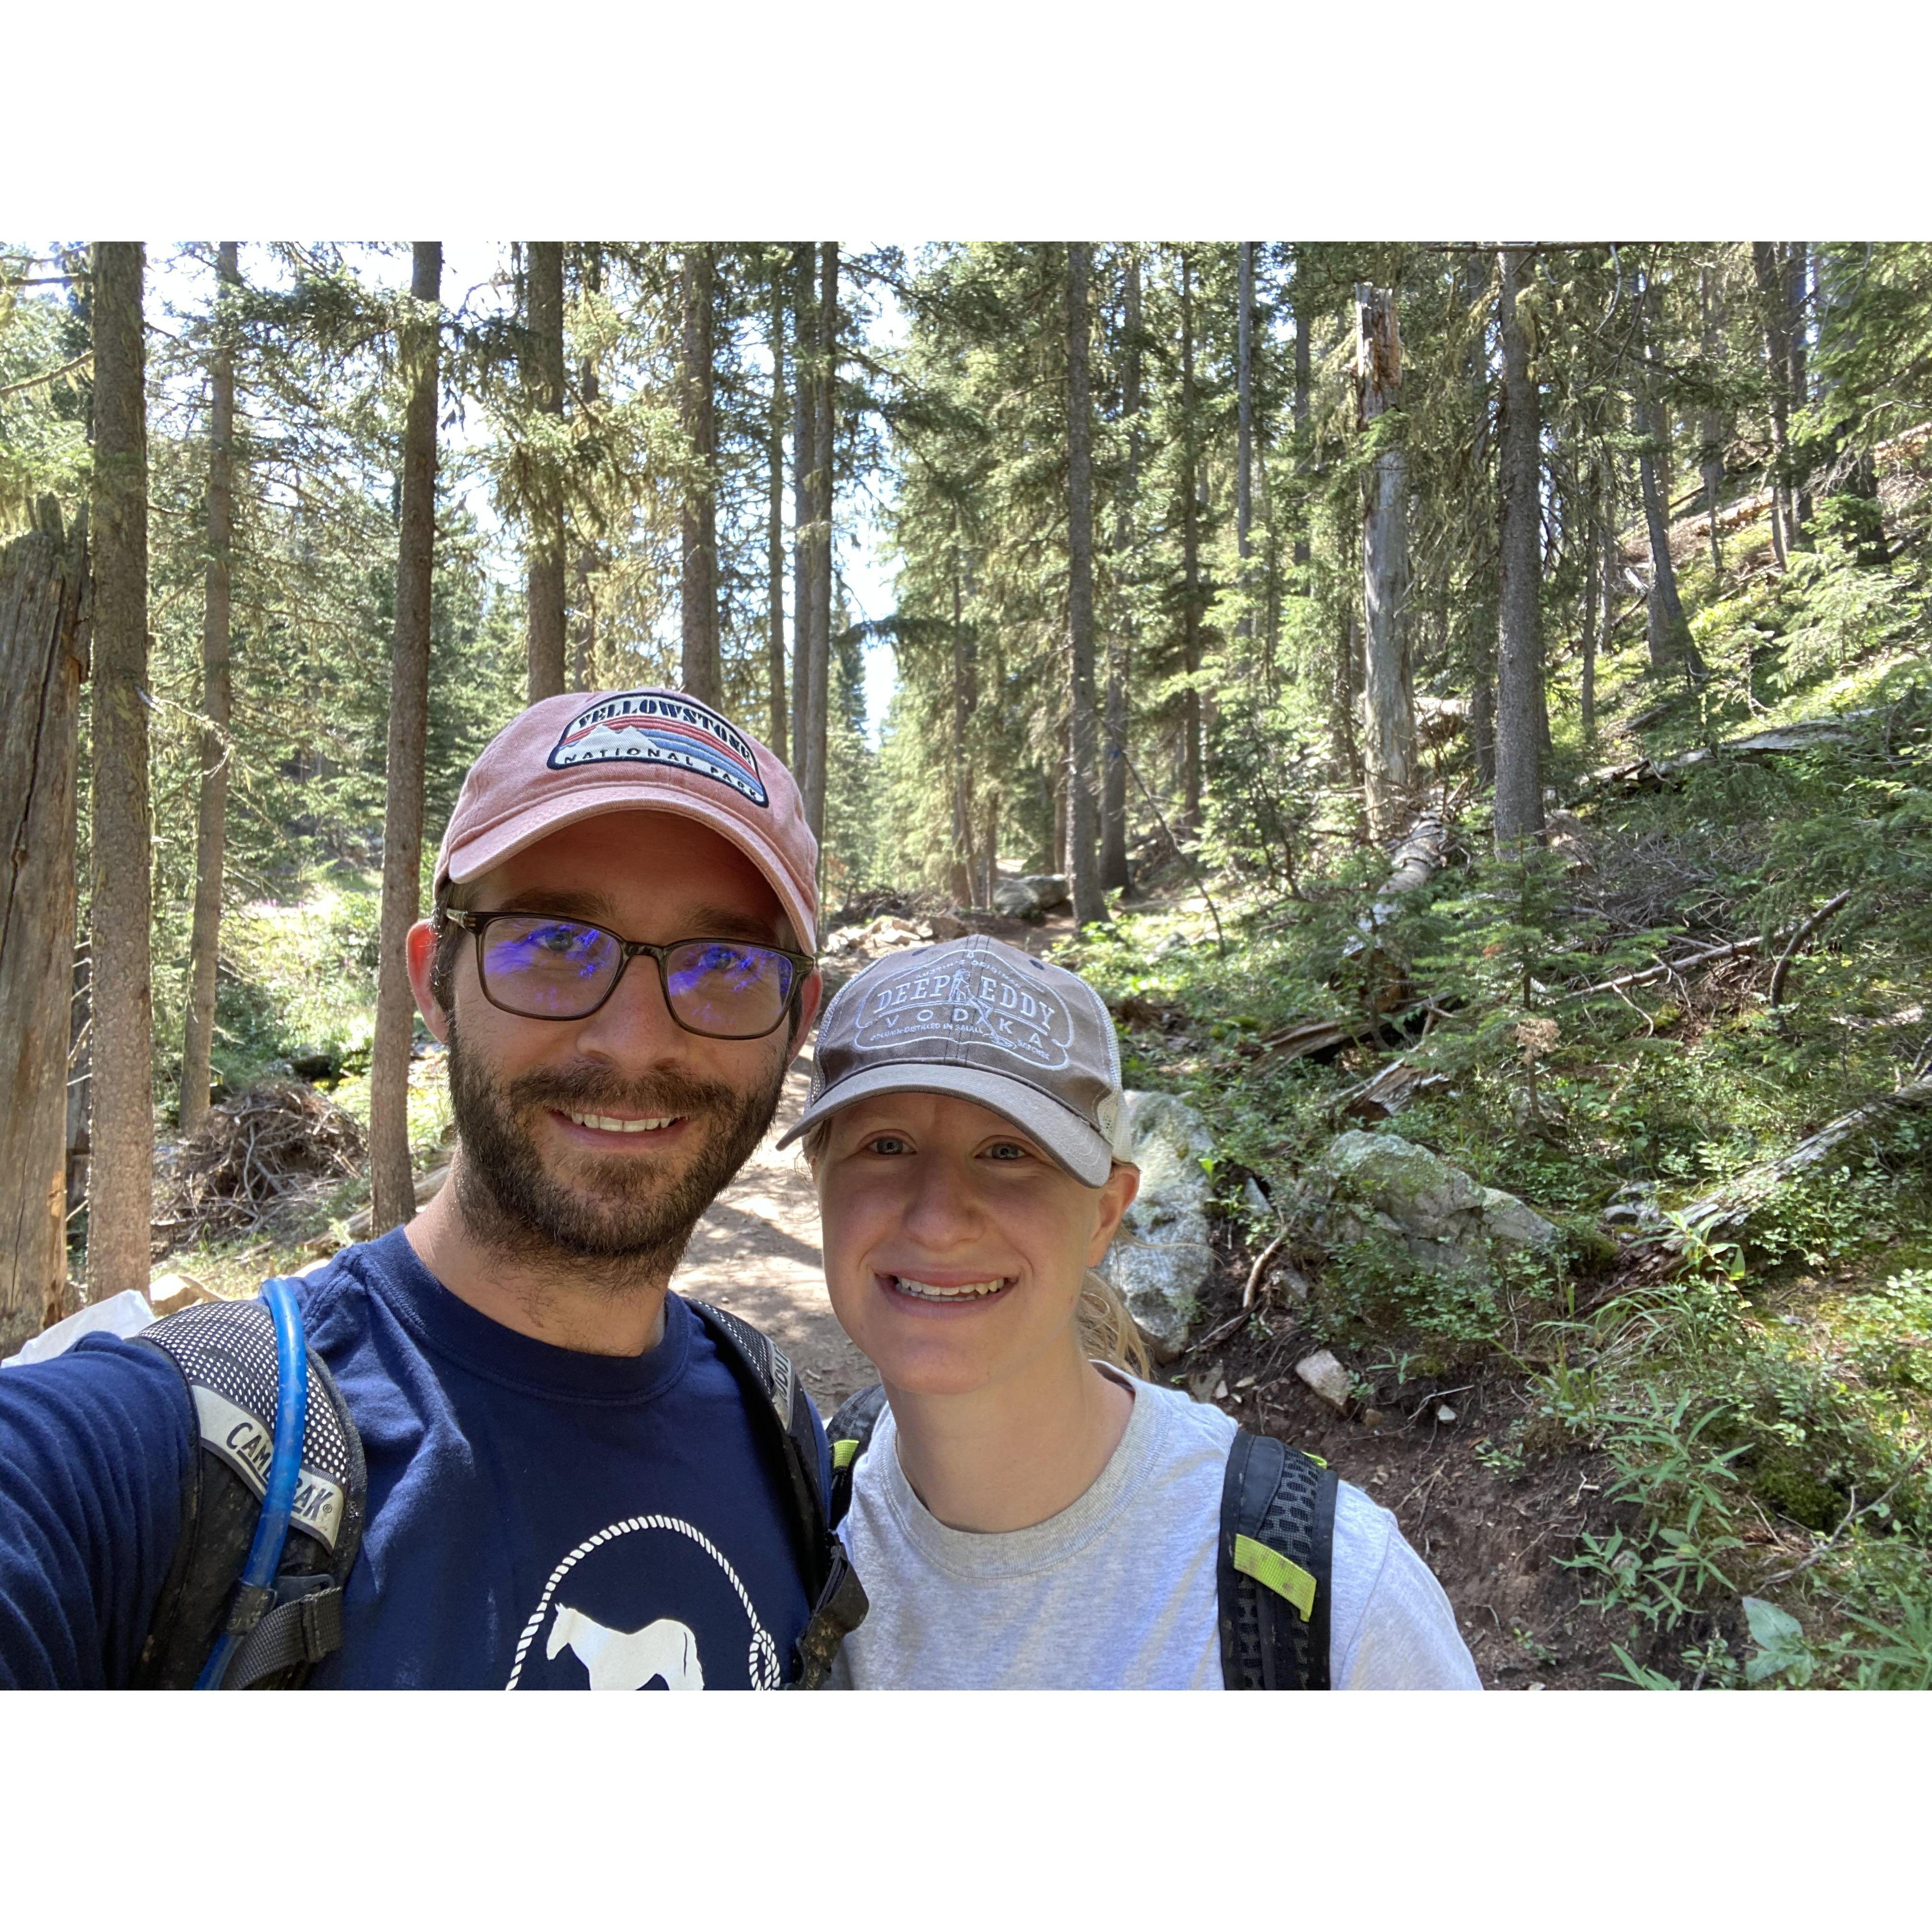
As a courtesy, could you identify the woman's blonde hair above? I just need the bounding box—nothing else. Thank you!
[800,1118,1150,1379]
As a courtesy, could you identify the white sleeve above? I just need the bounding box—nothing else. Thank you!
[1327,1481,1482,1690]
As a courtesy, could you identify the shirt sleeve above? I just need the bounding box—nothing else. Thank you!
[1327,1481,1483,1690]
[0,1334,196,1689]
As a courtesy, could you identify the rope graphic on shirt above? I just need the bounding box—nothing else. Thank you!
[504,1514,782,1690]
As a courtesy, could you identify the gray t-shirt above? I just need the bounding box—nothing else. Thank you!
[831,1370,1482,1690]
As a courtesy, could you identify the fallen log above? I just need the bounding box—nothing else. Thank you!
[1672,1076,1932,1243]
[1581,712,1872,797]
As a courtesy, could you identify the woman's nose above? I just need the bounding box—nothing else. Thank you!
[899,1152,982,1245]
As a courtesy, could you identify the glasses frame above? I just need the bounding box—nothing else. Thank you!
[437,908,816,1040]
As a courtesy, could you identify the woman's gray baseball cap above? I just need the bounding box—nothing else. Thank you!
[777,935,1126,1185]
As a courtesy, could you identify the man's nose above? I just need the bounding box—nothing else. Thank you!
[571,951,692,1066]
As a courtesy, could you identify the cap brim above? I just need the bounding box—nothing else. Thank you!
[775,1062,1116,1187]
[440,787,816,953]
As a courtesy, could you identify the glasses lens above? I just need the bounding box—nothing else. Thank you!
[480,916,622,1017]
[664,941,796,1037]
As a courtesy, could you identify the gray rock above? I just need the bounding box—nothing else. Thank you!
[991,873,1071,920]
[1098,1090,1218,1361]
[1602,1181,1666,1233]
[1296,1349,1353,1411]
[1305,1129,1558,1278]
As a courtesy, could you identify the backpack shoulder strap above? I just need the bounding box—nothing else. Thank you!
[826,1382,888,1530]
[1217,1428,1337,1690]
[131,1288,367,1689]
[687,1299,868,1689]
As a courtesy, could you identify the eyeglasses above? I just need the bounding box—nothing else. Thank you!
[438,909,815,1040]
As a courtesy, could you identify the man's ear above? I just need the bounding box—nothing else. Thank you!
[785,969,824,1064]
[406,920,451,1043]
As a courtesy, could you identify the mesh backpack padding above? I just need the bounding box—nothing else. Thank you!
[1218,1430,1336,1691]
[131,1299,366,1690]
[686,1300,867,1689]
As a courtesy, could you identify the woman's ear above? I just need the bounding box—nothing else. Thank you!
[1086,1161,1140,1267]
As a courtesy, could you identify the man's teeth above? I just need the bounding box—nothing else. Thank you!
[892,1276,1006,1300]
[565,1111,677,1134]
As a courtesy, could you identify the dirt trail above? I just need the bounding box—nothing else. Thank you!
[669,1049,875,1419]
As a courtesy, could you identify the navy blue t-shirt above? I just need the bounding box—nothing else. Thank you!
[0,1227,828,1690]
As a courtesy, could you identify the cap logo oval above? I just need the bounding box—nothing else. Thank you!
[854,955,1072,1070]
[548,690,768,806]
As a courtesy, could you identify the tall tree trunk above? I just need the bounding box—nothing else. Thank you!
[571,243,602,691]
[1066,243,1104,926]
[524,241,567,700]
[1638,273,1704,682]
[0,505,88,1352]
[1355,284,1416,841]
[948,544,973,904]
[1471,677,1495,787]
[86,242,153,1303]
[1178,248,1202,831]
[679,244,720,706]
[803,243,838,849]
[1235,240,1254,640]
[790,244,816,797]
[766,264,788,760]
[1698,261,1726,578]
[1100,246,1140,895]
[1493,246,1545,850]
[180,242,238,1135]
[1789,242,1812,534]
[1752,242,1796,564]
[1292,245,1312,574]
[368,243,441,1236]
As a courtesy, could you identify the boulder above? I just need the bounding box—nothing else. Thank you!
[1098,1090,1218,1360]
[991,874,1070,920]
[1305,1129,1558,1277]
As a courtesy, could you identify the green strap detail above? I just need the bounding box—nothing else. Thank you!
[831,1438,860,1471]
[1302,1451,1328,1469]
[1233,1533,1317,1622]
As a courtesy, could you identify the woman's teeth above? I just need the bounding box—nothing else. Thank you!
[892,1276,1006,1300]
[565,1111,677,1134]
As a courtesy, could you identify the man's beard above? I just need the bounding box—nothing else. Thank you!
[444,1018,786,1286]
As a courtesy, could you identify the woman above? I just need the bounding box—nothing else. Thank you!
[781,933,1480,1690]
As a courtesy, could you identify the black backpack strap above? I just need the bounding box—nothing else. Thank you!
[1217,1428,1337,1690]
[131,1294,367,1689]
[827,1382,889,1530]
[687,1300,868,1690]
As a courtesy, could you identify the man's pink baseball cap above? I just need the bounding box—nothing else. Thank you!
[432,688,819,951]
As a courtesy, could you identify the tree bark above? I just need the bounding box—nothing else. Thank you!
[1698,262,1726,578]
[571,243,602,690]
[766,263,788,760]
[1066,243,1104,926]
[678,244,720,707]
[1493,246,1545,850]
[368,243,441,1237]
[1235,241,1254,639]
[0,505,88,1352]
[1637,272,1703,682]
[1788,242,1813,533]
[803,243,838,848]
[1178,248,1202,831]
[1292,246,1312,574]
[86,242,153,1303]
[180,242,238,1136]
[1355,285,1416,842]
[524,241,567,701]
[1100,246,1140,895]
[949,544,975,904]
[1752,242,1797,564]
[790,244,816,799]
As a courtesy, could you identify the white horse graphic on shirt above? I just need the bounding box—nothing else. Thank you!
[545,1604,705,1690]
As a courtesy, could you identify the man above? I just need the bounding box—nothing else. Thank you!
[0,687,839,1689]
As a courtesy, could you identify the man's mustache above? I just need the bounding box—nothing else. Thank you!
[503,1062,735,1121]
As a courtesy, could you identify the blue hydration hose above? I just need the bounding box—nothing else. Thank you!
[195,1276,308,1690]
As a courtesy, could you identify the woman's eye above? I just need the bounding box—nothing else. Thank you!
[867,1135,910,1156]
[984,1142,1028,1162]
